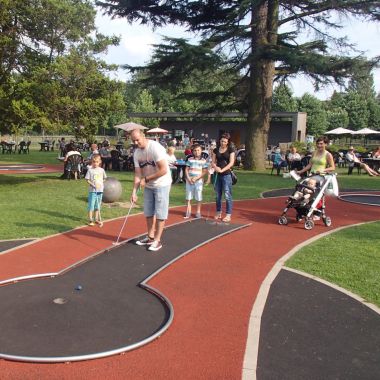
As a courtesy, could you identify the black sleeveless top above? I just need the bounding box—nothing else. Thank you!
[213,146,236,175]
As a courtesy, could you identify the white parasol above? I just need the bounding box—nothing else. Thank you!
[146,127,169,134]
[324,127,354,135]
[351,127,380,135]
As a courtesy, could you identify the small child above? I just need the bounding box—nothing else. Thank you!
[184,144,208,218]
[166,146,177,168]
[291,178,317,203]
[85,154,107,226]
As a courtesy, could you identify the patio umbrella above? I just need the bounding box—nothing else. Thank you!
[351,127,380,146]
[351,127,380,135]
[114,122,148,132]
[146,127,169,134]
[324,127,354,135]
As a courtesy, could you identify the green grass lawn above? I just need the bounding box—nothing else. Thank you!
[1,151,379,306]
[0,147,62,164]
[286,221,380,307]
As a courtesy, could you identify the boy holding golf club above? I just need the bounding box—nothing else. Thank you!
[184,144,209,219]
[85,154,107,227]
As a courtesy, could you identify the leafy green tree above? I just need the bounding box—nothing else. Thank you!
[325,108,349,131]
[367,98,380,130]
[344,90,370,130]
[348,66,377,100]
[129,89,161,128]
[272,83,298,112]
[29,44,125,138]
[97,0,380,169]
[348,68,380,130]
[298,93,327,136]
[0,0,95,86]
[0,1,125,138]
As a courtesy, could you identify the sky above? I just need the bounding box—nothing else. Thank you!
[95,9,380,100]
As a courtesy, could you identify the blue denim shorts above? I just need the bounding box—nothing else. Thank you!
[88,192,103,211]
[144,185,171,220]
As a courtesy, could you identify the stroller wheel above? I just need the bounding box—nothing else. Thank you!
[323,216,332,227]
[278,216,288,225]
[304,219,314,230]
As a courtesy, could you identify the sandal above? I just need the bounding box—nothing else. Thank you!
[214,213,222,220]
[222,214,231,223]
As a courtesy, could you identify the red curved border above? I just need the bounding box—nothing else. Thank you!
[1,197,379,379]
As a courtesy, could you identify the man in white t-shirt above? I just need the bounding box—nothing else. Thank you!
[130,129,172,251]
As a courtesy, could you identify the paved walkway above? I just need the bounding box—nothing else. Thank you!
[1,197,379,379]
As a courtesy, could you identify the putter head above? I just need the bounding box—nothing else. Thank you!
[112,241,120,246]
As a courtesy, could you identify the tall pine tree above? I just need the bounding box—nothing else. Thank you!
[97,0,380,169]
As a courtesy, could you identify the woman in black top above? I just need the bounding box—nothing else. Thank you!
[212,133,236,222]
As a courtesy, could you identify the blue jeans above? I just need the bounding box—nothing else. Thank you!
[215,174,233,215]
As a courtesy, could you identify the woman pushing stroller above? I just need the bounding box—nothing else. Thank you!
[278,136,337,230]
[296,136,335,181]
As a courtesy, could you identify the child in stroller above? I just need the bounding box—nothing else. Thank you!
[278,173,335,230]
[290,177,317,205]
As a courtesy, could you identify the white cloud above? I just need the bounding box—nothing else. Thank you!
[122,33,157,63]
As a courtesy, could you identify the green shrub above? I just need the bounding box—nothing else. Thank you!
[290,141,307,154]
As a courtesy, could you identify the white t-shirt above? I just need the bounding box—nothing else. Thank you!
[288,152,301,161]
[166,153,177,167]
[134,140,172,188]
[85,166,107,192]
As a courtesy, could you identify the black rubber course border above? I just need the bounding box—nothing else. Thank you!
[339,194,380,207]
[257,270,380,380]
[0,164,44,171]
[0,219,247,362]
[0,240,35,253]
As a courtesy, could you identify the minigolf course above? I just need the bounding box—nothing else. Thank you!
[0,219,248,362]
[0,197,379,379]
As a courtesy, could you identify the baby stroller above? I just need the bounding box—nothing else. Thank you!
[278,171,338,230]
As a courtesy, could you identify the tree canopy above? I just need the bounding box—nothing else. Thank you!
[0,0,126,139]
[98,0,380,169]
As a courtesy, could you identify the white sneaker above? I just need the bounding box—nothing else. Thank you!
[195,213,201,218]
[136,236,154,246]
[184,212,191,219]
[148,240,162,252]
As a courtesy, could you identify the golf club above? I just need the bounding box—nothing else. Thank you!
[113,187,140,245]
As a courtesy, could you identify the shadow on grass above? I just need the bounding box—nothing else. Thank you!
[14,222,70,232]
[0,174,62,185]
[26,208,83,222]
